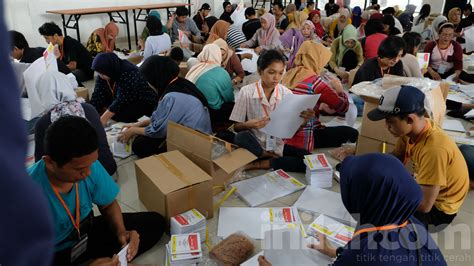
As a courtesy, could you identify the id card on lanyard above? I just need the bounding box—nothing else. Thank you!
[436,46,450,74]
[50,182,88,262]
[256,82,279,151]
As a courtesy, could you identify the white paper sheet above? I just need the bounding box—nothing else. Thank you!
[230,0,246,26]
[241,57,258,73]
[217,207,305,239]
[443,118,467,132]
[23,57,47,119]
[262,94,321,139]
[293,186,356,224]
[416,53,430,70]
[44,43,58,72]
[241,251,264,266]
[118,244,129,266]
[465,109,474,118]
[231,170,305,207]
[263,229,332,266]
[465,26,474,53]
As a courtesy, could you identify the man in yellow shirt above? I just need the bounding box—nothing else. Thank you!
[368,85,469,232]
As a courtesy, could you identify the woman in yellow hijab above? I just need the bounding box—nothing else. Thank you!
[287,11,309,30]
[282,40,357,151]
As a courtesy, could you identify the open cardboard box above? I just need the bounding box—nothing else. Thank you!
[75,87,89,101]
[135,150,213,221]
[167,122,257,193]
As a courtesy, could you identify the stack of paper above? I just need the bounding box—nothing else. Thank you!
[217,207,306,239]
[165,234,202,265]
[307,215,355,247]
[304,154,333,188]
[231,169,306,207]
[293,186,356,224]
[170,209,206,241]
[464,109,474,119]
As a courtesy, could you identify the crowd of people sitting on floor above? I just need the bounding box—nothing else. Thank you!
[7,0,474,265]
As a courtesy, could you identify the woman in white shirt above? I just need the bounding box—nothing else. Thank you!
[230,49,315,173]
[143,15,171,59]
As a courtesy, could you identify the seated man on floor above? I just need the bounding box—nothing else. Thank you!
[168,6,201,44]
[38,22,94,83]
[28,116,165,265]
[367,85,470,232]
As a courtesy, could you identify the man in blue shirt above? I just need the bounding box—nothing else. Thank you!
[28,116,165,265]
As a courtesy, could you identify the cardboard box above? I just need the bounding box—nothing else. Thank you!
[135,150,213,220]
[355,135,395,155]
[75,87,89,101]
[359,99,399,145]
[166,122,257,191]
[179,62,188,77]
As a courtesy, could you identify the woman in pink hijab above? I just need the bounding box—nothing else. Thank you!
[240,13,282,54]
[86,22,119,56]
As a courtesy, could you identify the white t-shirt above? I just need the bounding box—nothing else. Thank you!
[143,33,172,59]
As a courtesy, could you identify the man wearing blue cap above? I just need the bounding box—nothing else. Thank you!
[368,85,469,232]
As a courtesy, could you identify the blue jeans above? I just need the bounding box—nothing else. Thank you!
[234,130,309,173]
[350,94,365,117]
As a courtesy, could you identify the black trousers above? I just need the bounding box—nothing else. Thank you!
[314,126,359,148]
[414,207,457,233]
[53,212,165,266]
[72,69,94,83]
[132,135,166,158]
[209,102,235,125]
[112,102,155,123]
[425,68,474,83]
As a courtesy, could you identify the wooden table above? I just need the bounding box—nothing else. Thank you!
[47,2,191,50]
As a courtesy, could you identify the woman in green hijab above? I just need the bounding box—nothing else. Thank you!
[328,24,364,80]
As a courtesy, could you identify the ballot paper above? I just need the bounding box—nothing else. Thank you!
[231,169,306,207]
[262,94,321,139]
[230,0,246,26]
[217,207,306,239]
[443,118,467,132]
[304,154,333,188]
[112,138,132,158]
[464,26,474,53]
[293,186,356,224]
[236,49,259,73]
[240,251,264,266]
[169,234,201,255]
[118,244,129,266]
[416,53,430,70]
[307,215,355,247]
[24,57,47,119]
[178,30,191,44]
[44,43,58,71]
[465,109,474,118]
[263,228,332,266]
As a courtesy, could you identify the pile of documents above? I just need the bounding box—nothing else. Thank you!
[307,215,355,247]
[170,209,206,241]
[304,154,333,188]
[231,170,305,207]
[166,233,202,265]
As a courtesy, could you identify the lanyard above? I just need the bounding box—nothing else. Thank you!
[169,76,178,85]
[50,182,81,236]
[256,82,279,117]
[436,43,450,62]
[107,80,116,96]
[378,59,390,77]
[403,121,431,165]
[352,220,409,238]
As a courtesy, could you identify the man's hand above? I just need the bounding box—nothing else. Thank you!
[429,69,442,81]
[329,77,344,94]
[254,47,262,54]
[258,255,272,266]
[307,233,337,258]
[118,127,136,143]
[117,230,140,262]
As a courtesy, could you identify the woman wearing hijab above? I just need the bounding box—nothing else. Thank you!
[138,11,163,51]
[351,6,362,28]
[430,15,448,41]
[220,1,234,24]
[329,8,352,39]
[90,53,158,126]
[301,21,317,41]
[86,22,119,56]
[34,72,116,175]
[213,39,244,85]
[448,7,465,43]
[186,44,234,124]
[398,4,417,32]
[143,15,171,59]
[329,24,363,80]
[118,56,211,158]
[241,13,283,54]
[206,20,230,44]
[309,10,325,39]
[286,11,308,30]
[258,153,447,266]
[282,41,357,151]
[279,25,304,70]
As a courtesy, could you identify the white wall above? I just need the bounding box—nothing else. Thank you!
[4,0,251,48]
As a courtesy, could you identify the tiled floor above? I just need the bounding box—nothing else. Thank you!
[107,149,473,266]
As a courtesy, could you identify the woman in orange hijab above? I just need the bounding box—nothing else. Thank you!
[86,22,119,56]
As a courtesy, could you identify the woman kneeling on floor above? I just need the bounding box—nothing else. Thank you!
[118,56,212,158]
